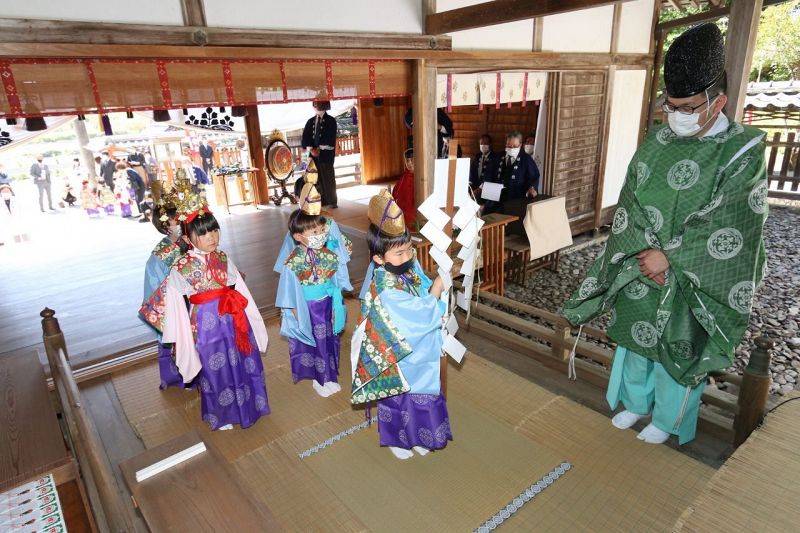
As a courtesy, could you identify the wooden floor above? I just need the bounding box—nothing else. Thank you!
[0,200,370,367]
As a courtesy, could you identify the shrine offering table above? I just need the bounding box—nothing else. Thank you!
[214,168,258,213]
[414,213,517,295]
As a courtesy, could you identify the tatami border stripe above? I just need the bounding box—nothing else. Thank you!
[298,416,378,459]
[474,461,573,532]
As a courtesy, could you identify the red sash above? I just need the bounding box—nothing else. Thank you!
[189,286,253,355]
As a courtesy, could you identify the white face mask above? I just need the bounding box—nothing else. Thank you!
[168,224,182,240]
[523,144,534,155]
[667,94,717,137]
[479,144,490,154]
[506,147,520,159]
[306,232,328,250]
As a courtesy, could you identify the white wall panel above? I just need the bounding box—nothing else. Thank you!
[0,0,184,25]
[602,69,647,208]
[204,0,424,33]
[541,5,614,53]
[438,0,533,51]
[617,0,655,54]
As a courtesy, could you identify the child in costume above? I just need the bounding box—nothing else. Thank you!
[140,193,270,431]
[141,179,189,389]
[98,183,116,215]
[113,162,133,217]
[79,180,100,218]
[351,190,452,460]
[273,161,353,397]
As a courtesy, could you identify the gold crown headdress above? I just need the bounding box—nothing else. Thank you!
[298,159,321,215]
[157,169,210,223]
[368,189,406,236]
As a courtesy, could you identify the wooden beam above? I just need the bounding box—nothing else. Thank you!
[646,30,666,129]
[708,0,720,6]
[532,18,544,52]
[412,59,437,206]
[656,5,730,31]
[431,52,652,70]
[425,0,632,35]
[243,105,269,205]
[610,2,623,54]
[724,0,763,121]
[666,0,684,11]
[181,0,207,27]
[0,18,451,50]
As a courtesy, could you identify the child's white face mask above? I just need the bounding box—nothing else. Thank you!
[306,232,328,249]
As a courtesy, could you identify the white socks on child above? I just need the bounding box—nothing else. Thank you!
[412,446,430,456]
[218,424,234,431]
[636,423,670,444]
[389,446,414,460]
[611,410,646,429]
[611,411,671,444]
[312,381,341,397]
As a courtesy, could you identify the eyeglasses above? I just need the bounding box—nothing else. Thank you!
[661,95,718,115]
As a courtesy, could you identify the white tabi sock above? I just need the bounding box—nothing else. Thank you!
[611,410,648,430]
[218,424,234,431]
[322,382,341,395]
[389,446,414,460]
[637,423,670,444]
[412,446,430,456]
[312,380,332,397]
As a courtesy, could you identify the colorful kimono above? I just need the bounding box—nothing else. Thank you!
[274,218,353,386]
[141,237,185,389]
[140,249,270,430]
[351,263,452,451]
[79,186,99,216]
[114,171,132,217]
[563,117,768,443]
[99,186,116,214]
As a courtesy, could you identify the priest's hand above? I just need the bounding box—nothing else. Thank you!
[637,249,669,280]
[652,272,666,286]
[527,187,538,198]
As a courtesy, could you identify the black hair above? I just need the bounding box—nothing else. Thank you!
[182,212,220,239]
[480,133,492,143]
[708,72,727,97]
[367,223,411,257]
[288,210,325,238]
[152,205,177,235]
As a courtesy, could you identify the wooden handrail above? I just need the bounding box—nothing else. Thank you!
[41,308,139,533]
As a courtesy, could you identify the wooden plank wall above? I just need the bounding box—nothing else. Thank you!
[447,104,540,159]
[357,96,409,184]
[550,70,606,233]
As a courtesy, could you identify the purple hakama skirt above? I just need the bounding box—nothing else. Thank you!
[104,204,115,214]
[120,203,132,217]
[194,300,270,430]
[85,208,99,216]
[288,296,340,386]
[157,342,184,390]
[377,393,452,450]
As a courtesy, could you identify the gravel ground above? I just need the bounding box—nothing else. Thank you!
[504,203,800,397]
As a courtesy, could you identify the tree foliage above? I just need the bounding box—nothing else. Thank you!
[751,0,800,81]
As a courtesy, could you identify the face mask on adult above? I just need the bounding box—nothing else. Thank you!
[479,144,490,154]
[667,93,718,137]
[506,147,520,159]
[384,257,414,276]
[523,144,534,155]
[168,224,182,240]
[306,232,328,250]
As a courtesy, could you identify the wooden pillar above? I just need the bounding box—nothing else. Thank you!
[724,0,763,121]
[244,105,269,205]
[412,59,437,209]
[734,336,773,447]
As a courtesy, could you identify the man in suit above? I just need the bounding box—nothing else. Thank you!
[198,138,214,174]
[99,151,116,189]
[469,133,497,193]
[302,100,338,208]
[404,108,455,159]
[479,131,539,215]
[30,154,54,212]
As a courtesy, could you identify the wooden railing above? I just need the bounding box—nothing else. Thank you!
[764,131,800,199]
[40,308,139,533]
[336,135,360,156]
[460,291,773,447]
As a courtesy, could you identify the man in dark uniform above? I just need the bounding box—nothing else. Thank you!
[302,100,338,208]
[469,133,497,193]
[199,138,214,174]
[404,108,455,159]
[100,151,117,189]
[479,131,539,215]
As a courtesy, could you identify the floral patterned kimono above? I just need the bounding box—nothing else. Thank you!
[141,248,270,430]
[351,263,452,451]
[274,218,353,386]
[141,237,185,389]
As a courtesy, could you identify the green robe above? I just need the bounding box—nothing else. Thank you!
[563,121,768,387]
